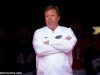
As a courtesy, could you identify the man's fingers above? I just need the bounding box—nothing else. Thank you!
[65,36,72,40]
[44,41,49,45]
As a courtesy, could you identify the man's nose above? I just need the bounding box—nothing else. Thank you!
[48,17,52,20]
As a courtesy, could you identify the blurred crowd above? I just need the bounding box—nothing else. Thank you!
[0,22,99,75]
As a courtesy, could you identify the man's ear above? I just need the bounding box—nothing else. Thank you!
[57,16,60,21]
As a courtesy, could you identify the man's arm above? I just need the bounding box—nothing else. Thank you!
[32,30,60,56]
[49,28,77,53]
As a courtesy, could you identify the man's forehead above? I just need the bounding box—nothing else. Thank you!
[45,9,57,13]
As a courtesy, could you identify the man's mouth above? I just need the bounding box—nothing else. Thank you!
[48,21,53,23]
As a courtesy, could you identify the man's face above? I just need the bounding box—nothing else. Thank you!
[44,9,60,29]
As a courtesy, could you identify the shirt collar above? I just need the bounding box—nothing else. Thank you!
[46,25,60,33]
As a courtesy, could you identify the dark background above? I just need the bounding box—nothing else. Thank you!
[0,0,100,75]
[16,0,100,27]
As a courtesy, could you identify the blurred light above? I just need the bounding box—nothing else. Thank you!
[92,26,100,35]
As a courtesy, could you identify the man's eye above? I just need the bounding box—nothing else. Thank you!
[45,15,49,17]
[51,15,54,16]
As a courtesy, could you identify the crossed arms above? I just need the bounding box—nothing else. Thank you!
[32,28,77,57]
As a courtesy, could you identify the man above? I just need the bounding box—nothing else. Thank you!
[32,5,77,75]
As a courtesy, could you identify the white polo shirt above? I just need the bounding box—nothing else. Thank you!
[32,26,77,75]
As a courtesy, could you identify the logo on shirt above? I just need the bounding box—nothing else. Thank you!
[44,37,49,38]
[55,35,62,39]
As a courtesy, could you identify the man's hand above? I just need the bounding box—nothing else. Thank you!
[43,40,49,45]
[65,36,72,40]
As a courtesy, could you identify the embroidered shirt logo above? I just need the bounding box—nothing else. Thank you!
[55,35,62,39]
[44,37,49,38]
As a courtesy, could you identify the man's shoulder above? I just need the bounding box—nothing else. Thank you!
[34,26,46,33]
[39,26,47,30]
[59,26,71,30]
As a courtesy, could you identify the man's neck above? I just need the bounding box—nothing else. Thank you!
[49,26,59,32]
